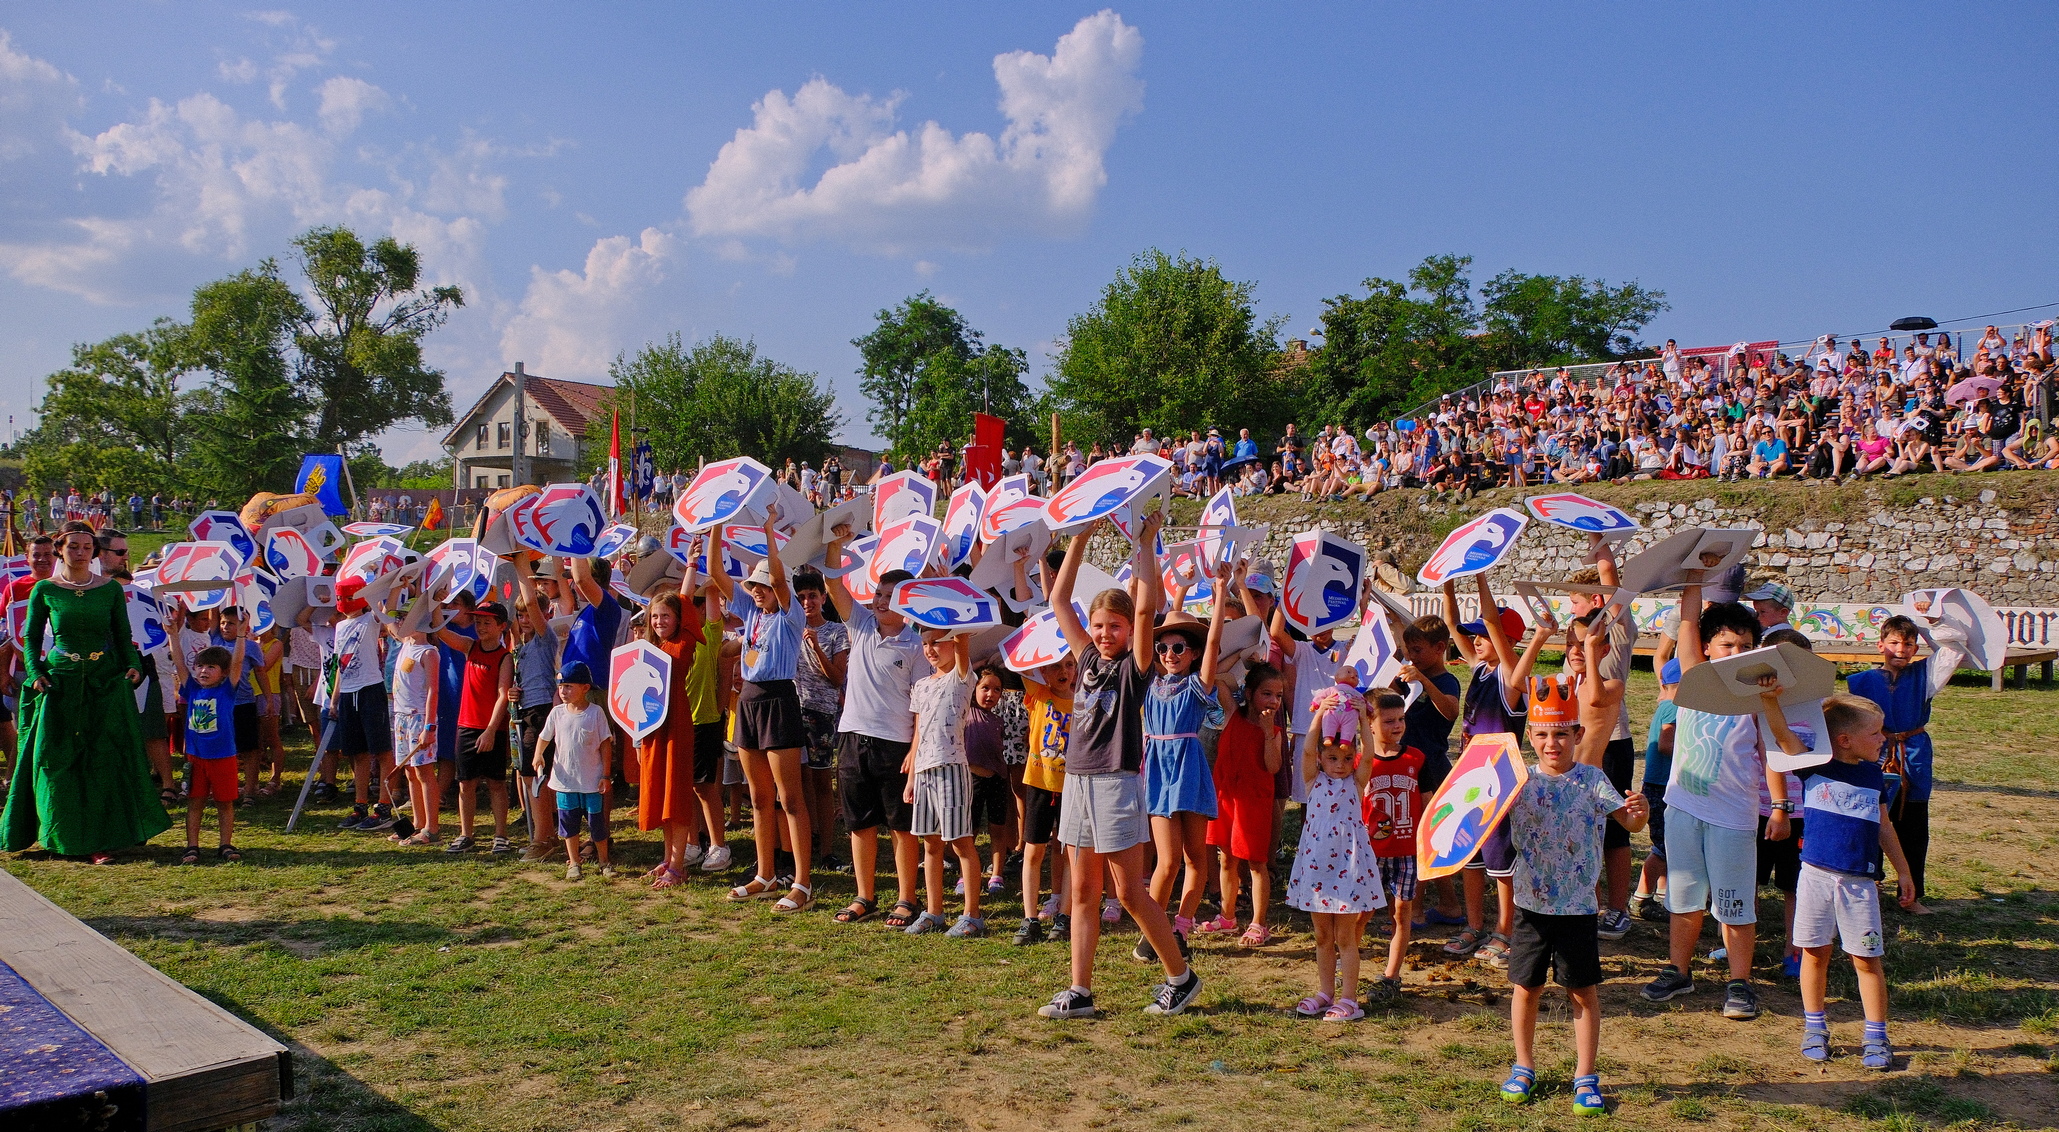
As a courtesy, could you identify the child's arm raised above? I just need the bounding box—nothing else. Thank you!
[762,507,792,609]
[1132,511,1164,675]
[1756,678,1798,842]
[1353,702,1378,789]
[1475,575,1519,673]
[1677,572,1708,672]
[1197,560,1231,688]
[1255,701,1283,776]
[516,568,551,642]
[1300,716,1324,786]
[705,525,734,604]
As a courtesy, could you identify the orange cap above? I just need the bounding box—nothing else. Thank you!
[1527,674,1579,726]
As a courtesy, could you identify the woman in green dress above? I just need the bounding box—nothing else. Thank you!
[1,522,169,862]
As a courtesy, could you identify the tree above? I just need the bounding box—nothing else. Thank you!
[595,334,842,472]
[177,263,313,499]
[291,226,464,449]
[1478,270,1668,371]
[1304,255,1484,425]
[19,321,192,498]
[1045,249,1290,450]
[853,292,1034,457]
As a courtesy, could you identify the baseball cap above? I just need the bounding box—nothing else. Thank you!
[1743,581,1794,609]
[1660,658,1682,685]
[472,600,509,622]
[558,661,592,685]
[1244,569,1279,597]
[1459,606,1526,641]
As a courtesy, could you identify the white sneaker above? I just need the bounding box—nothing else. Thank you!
[700,845,733,872]
[680,843,706,867]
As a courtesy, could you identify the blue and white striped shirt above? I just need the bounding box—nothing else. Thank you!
[729,591,804,683]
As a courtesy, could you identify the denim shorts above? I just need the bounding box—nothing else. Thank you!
[1057,771,1148,854]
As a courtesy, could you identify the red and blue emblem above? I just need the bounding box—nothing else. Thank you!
[937,483,985,569]
[262,527,323,580]
[1524,493,1639,536]
[189,511,256,564]
[1417,507,1529,587]
[673,457,775,533]
[520,483,607,557]
[891,576,1000,631]
[1042,455,1171,533]
[978,474,1043,543]
[1282,531,1364,635]
[1001,608,1070,674]
[607,640,672,741]
[342,521,414,538]
[872,471,938,529]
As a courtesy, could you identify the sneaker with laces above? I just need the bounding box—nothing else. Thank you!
[1049,913,1071,943]
[1144,971,1203,1016]
[362,805,396,832]
[444,835,476,854]
[1038,987,1097,1019]
[1633,894,1669,922]
[1595,909,1632,940]
[1012,918,1045,946]
[490,836,514,855]
[1642,965,1695,1002]
[1721,980,1761,1020]
[680,843,706,867]
[1132,935,1158,962]
[700,845,733,872]
[339,805,368,830]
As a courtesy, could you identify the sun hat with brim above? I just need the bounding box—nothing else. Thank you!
[1459,606,1527,641]
[744,562,775,589]
[1156,611,1209,650]
[1244,570,1279,597]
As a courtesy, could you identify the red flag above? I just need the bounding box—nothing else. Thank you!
[422,498,445,531]
[608,409,623,517]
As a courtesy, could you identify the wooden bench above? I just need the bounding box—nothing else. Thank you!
[0,869,290,1132]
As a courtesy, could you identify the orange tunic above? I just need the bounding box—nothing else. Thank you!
[637,633,699,830]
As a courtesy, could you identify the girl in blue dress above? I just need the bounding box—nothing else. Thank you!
[1141,562,1235,953]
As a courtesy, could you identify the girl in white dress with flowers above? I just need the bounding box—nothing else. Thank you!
[1286,702,1387,1021]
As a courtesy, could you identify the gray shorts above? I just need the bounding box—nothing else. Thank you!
[722,744,744,787]
[1792,862,1885,957]
[1057,771,1148,854]
[911,764,974,842]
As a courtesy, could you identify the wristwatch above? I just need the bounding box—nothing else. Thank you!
[1770,800,1795,814]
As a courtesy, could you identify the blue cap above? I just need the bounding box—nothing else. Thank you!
[559,661,593,685]
[1660,658,1682,685]
[1244,570,1279,597]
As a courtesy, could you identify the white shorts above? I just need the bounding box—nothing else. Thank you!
[1057,771,1149,854]
[1663,808,1758,925]
[911,764,973,842]
[1792,863,1885,957]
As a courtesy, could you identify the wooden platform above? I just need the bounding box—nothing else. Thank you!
[0,869,290,1132]
[1623,637,2059,691]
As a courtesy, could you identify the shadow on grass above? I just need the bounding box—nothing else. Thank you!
[192,987,444,1132]
[84,913,492,956]
[1705,1071,2050,1129]
[1934,779,2059,800]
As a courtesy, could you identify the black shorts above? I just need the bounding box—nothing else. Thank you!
[335,685,391,758]
[455,726,511,783]
[232,701,259,754]
[837,731,912,833]
[1508,907,1604,990]
[693,720,725,785]
[1601,737,1635,852]
[1023,785,1062,845]
[735,680,804,751]
[800,707,839,770]
[970,771,1011,828]
[1418,750,1453,799]
[135,668,165,741]
[1756,814,1804,892]
[516,704,552,776]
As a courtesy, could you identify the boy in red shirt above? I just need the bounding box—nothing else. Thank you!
[437,601,516,854]
[1361,690,1424,1002]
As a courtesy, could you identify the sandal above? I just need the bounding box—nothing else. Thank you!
[1474,932,1512,968]
[883,900,920,929]
[650,866,683,890]
[1193,912,1237,934]
[1500,1065,1535,1105]
[1238,922,1272,948]
[1366,975,1402,1003]
[727,875,779,901]
[160,788,180,808]
[1572,1074,1605,1115]
[1293,991,1333,1017]
[217,846,242,863]
[1801,1028,1830,1063]
[180,846,202,866]
[1322,997,1364,1022]
[1443,926,1487,956]
[772,883,813,913]
[835,896,879,924]
[1861,1040,1894,1071]
[89,853,115,866]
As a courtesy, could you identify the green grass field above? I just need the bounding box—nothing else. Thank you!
[7,665,2058,1131]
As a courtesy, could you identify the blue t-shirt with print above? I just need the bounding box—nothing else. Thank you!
[181,678,238,759]
[207,633,263,705]
[1799,758,1885,877]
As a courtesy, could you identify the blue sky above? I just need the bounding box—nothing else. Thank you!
[0,3,2052,463]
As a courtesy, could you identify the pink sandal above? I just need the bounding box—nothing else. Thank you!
[1323,997,1364,1022]
[1238,922,1272,947]
[1194,913,1237,934]
[1294,991,1333,1017]
[650,865,683,890]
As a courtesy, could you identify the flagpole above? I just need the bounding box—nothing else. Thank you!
[608,409,623,519]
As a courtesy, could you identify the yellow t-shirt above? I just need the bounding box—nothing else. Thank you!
[1022,684,1073,794]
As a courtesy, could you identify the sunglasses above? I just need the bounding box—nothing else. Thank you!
[1154,639,1189,657]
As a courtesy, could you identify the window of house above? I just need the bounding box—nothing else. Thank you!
[497,475,509,488]
[476,423,489,450]
[534,420,551,455]
[476,475,492,488]
[497,422,511,449]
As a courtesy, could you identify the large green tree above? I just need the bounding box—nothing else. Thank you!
[292,226,464,448]
[19,320,192,498]
[177,263,312,499]
[1045,249,1290,449]
[595,334,842,472]
[1478,269,1669,371]
[1304,254,1483,426]
[853,291,1033,457]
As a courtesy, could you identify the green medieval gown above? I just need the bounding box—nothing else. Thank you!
[1,578,170,855]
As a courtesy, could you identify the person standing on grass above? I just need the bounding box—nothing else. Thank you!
[635,584,716,889]
[824,520,929,927]
[709,512,816,913]
[170,637,247,864]
[435,601,516,855]
[901,631,984,937]
[1794,694,1918,1070]
[1497,678,1648,1115]
[1286,699,1384,1023]
[1631,659,1681,922]
[1198,662,1285,947]
[1038,513,1202,1021]
[512,570,564,863]
[1562,538,1643,944]
[1438,577,1530,959]
[1845,615,1966,915]
[1012,655,1074,947]
[534,662,615,881]
[1138,567,1233,961]
[387,607,442,846]
[1359,691,1424,1004]
[791,569,849,874]
[329,577,397,834]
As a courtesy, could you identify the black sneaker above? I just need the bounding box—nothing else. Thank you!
[1633,895,1669,923]
[1003,848,1024,873]
[338,805,368,830]
[1175,929,1192,962]
[1641,965,1695,1002]
[1038,987,1097,1019]
[1133,935,1158,962]
[1722,980,1761,1020]
[1144,971,1203,1016]
[362,805,396,832]
[1049,914,1071,943]
[444,835,476,854]
[1013,918,1044,946]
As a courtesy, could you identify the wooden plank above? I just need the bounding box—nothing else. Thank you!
[0,869,287,1132]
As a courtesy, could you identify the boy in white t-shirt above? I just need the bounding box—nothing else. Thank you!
[533,662,615,881]
[902,632,981,937]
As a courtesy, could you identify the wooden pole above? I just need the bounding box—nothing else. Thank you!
[336,445,361,519]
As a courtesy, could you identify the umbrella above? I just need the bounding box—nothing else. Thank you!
[1945,375,2003,405]
[1217,454,1261,476]
[1890,316,1939,332]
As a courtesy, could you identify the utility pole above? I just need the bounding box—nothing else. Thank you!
[511,361,528,488]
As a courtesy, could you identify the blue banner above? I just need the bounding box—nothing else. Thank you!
[295,454,348,515]
[632,442,654,500]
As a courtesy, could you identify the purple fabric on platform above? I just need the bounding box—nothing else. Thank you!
[0,957,146,1131]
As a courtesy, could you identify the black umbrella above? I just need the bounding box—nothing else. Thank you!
[1890,316,1939,331]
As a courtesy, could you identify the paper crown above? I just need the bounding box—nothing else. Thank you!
[1527,674,1579,726]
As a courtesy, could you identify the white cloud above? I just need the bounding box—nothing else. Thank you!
[0,28,80,160]
[685,9,1142,254]
[316,75,389,134]
[498,227,678,378]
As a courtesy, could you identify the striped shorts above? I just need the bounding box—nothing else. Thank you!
[911,764,974,842]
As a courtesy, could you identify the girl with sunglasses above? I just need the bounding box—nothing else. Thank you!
[1138,560,1234,960]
